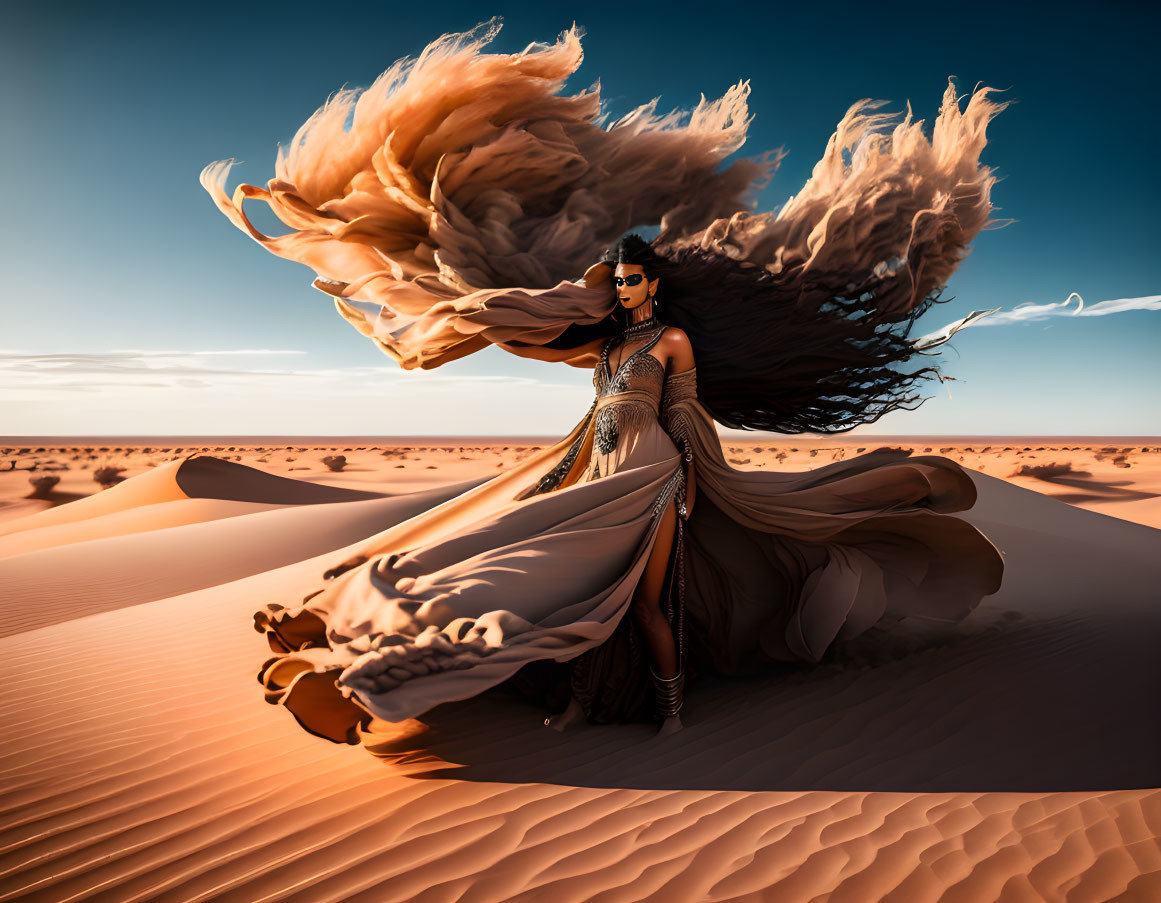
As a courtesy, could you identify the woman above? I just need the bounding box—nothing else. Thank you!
[504,235,698,736]
[205,22,1007,743]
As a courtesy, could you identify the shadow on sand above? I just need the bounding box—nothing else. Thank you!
[359,600,1161,793]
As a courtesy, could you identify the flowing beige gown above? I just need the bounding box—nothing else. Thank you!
[255,325,1004,742]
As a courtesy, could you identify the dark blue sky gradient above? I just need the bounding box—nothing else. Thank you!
[2,0,1157,434]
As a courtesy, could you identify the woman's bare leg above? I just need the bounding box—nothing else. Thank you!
[546,497,683,733]
[632,497,678,677]
[632,497,683,735]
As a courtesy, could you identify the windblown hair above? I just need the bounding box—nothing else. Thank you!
[200,21,1010,431]
[556,234,946,433]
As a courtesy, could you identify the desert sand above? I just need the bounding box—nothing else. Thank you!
[1,437,1159,901]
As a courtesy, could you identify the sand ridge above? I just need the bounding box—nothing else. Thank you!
[3,438,1160,529]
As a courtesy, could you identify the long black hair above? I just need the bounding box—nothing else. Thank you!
[548,233,948,434]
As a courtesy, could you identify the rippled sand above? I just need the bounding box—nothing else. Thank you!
[1,439,1158,900]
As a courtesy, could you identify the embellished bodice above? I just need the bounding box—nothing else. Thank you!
[529,325,700,496]
[594,329,668,399]
[592,327,668,455]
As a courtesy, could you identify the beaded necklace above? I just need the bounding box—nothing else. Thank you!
[619,315,659,341]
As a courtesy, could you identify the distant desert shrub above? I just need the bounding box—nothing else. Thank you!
[28,475,60,498]
[322,455,347,472]
[1010,461,1083,480]
[93,466,126,488]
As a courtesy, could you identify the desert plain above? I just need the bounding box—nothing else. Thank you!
[0,435,1158,901]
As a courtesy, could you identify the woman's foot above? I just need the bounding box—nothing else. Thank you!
[544,696,586,732]
[656,714,684,737]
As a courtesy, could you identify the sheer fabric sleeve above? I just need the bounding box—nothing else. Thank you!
[659,366,736,481]
[660,367,717,518]
[659,368,701,461]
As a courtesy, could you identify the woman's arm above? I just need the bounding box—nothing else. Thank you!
[495,337,605,369]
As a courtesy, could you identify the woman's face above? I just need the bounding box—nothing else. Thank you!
[614,263,658,310]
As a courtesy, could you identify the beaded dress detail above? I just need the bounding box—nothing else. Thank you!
[591,327,669,469]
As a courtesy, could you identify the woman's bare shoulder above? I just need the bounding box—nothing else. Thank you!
[660,326,695,370]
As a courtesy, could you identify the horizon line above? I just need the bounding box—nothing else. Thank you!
[4,434,1159,444]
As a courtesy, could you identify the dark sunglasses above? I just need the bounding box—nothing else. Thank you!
[613,274,645,287]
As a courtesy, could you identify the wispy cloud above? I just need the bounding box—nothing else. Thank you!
[0,349,594,434]
[974,292,1161,326]
[0,349,309,358]
[0,349,558,394]
[0,350,317,383]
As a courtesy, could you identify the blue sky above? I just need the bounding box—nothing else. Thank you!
[1,0,1157,437]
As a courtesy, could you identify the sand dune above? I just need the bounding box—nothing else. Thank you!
[0,459,193,537]
[0,498,289,559]
[0,472,487,638]
[1,446,1159,900]
[5,438,1158,529]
